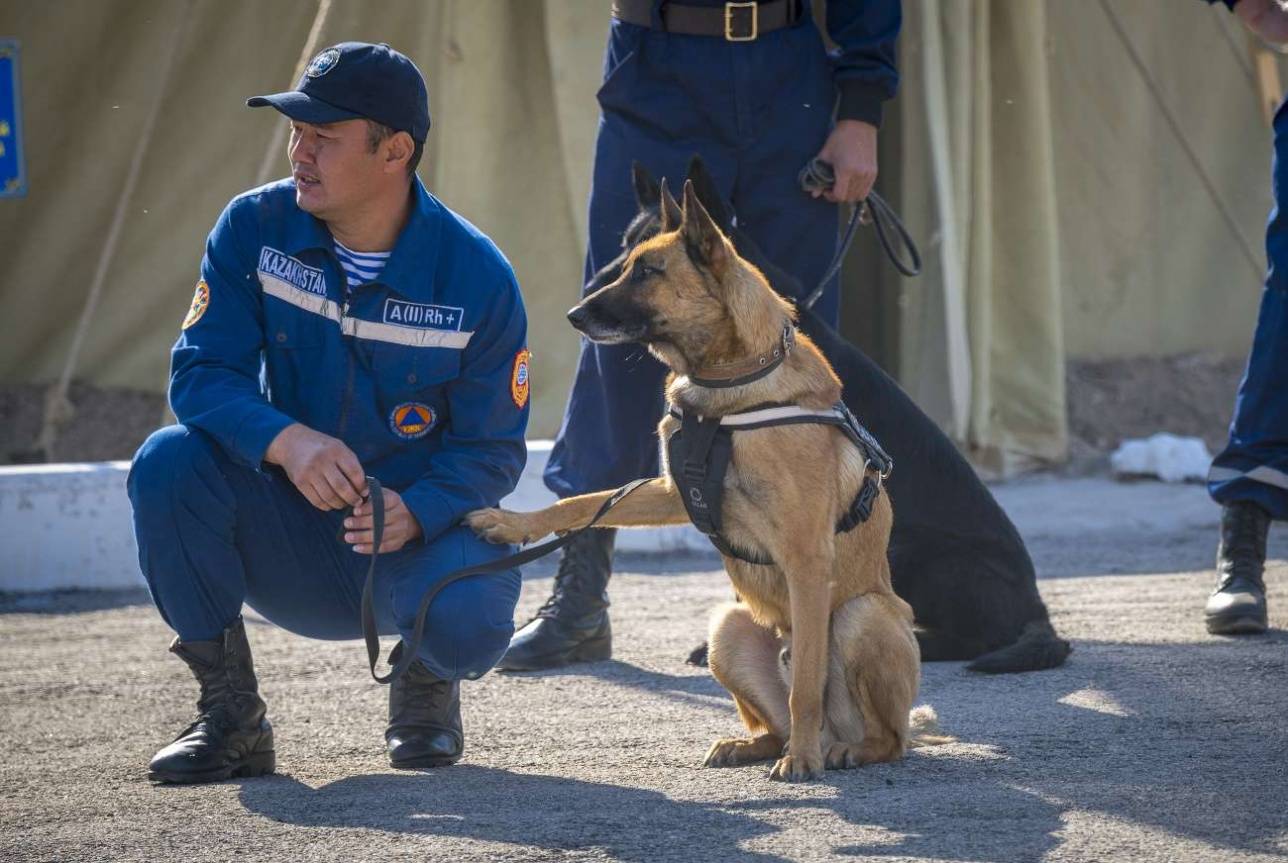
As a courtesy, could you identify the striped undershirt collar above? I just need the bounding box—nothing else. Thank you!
[334,239,392,289]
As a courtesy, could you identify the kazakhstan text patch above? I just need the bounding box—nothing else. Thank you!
[258,246,326,297]
[390,402,436,439]
[182,280,210,329]
[511,348,531,409]
[384,299,464,331]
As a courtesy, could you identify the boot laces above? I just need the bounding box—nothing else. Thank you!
[532,533,607,620]
[1219,504,1269,588]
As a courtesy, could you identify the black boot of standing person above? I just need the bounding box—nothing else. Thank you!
[496,528,616,671]
[1206,501,1272,635]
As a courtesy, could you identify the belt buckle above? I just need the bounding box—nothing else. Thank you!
[725,1,758,41]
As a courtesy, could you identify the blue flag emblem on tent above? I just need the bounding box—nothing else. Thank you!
[0,39,26,198]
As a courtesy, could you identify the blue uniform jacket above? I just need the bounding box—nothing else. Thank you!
[170,177,530,543]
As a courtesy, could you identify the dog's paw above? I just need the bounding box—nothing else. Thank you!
[824,742,864,770]
[702,738,760,768]
[464,508,541,544]
[769,750,823,782]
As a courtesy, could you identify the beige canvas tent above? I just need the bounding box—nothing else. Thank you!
[0,0,1279,472]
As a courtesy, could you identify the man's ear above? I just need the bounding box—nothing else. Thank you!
[384,130,415,175]
[631,161,660,210]
[659,178,682,232]
[681,179,727,271]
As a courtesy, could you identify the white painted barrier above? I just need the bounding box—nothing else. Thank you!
[0,442,708,593]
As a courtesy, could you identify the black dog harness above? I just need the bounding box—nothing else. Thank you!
[666,400,893,566]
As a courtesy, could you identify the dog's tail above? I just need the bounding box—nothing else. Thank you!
[907,705,955,748]
[966,619,1072,674]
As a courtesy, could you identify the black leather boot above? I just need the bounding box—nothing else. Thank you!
[148,616,275,784]
[495,527,616,671]
[1205,501,1272,635]
[385,643,463,769]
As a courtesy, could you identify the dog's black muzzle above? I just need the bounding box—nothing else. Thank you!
[567,292,653,343]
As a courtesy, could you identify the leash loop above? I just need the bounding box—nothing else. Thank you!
[359,477,653,685]
[797,158,922,310]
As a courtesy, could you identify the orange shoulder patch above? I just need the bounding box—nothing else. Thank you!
[511,348,531,409]
[182,280,210,329]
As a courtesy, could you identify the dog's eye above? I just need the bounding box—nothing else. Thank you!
[633,264,655,282]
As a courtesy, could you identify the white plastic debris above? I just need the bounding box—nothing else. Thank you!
[1109,433,1213,483]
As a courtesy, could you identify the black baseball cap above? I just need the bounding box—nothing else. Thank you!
[247,42,430,142]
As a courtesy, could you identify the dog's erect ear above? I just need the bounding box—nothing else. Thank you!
[681,179,727,271]
[631,161,660,211]
[658,178,683,232]
[684,155,731,231]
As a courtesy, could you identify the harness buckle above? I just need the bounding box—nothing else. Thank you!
[854,476,879,522]
[724,1,758,41]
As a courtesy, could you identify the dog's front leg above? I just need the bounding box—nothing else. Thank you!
[465,477,688,545]
[768,542,834,783]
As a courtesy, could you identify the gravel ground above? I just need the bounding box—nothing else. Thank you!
[2,484,1287,863]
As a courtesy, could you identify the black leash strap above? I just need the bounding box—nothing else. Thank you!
[359,476,652,685]
[797,158,922,310]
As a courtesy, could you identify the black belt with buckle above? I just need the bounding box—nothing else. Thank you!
[611,0,798,42]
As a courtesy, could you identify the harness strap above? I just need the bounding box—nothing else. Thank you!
[359,476,652,684]
[667,402,892,567]
[679,413,725,536]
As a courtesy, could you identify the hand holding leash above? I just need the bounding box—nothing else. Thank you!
[797,157,922,308]
[345,486,422,554]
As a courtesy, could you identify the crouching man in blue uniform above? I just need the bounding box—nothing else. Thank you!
[127,42,531,783]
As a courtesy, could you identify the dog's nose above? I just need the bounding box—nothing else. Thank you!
[567,304,589,330]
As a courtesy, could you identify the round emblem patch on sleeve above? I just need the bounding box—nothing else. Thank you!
[390,402,436,440]
[511,348,531,409]
[181,280,210,329]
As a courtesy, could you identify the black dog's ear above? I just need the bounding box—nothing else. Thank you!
[631,161,660,210]
[681,179,727,271]
[658,178,683,232]
[684,155,731,230]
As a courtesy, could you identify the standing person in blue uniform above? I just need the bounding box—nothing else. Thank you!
[1203,0,1288,635]
[127,42,532,783]
[500,0,901,671]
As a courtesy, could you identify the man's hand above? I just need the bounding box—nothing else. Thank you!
[265,423,367,511]
[1239,0,1288,46]
[812,119,879,204]
[344,487,423,554]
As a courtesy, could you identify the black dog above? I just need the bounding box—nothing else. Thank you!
[586,157,1069,674]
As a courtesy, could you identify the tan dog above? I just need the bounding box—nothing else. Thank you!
[467,180,945,781]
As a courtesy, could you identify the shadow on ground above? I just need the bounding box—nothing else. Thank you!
[0,587,151,615]
[233,633,1288,861]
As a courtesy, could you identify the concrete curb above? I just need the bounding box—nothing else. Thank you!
[0,442,709,593]
[0,445,1222,593]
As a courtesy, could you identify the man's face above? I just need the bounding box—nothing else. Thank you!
[288,119,383,218]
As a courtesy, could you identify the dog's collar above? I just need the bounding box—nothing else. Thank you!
[688,325,795,389]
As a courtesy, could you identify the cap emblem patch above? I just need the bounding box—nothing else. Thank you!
[306,48,341,79]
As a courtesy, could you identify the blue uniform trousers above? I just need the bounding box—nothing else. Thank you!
[544,14,843,497]
[1209,103,1288,520]
[127,425,521,681]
